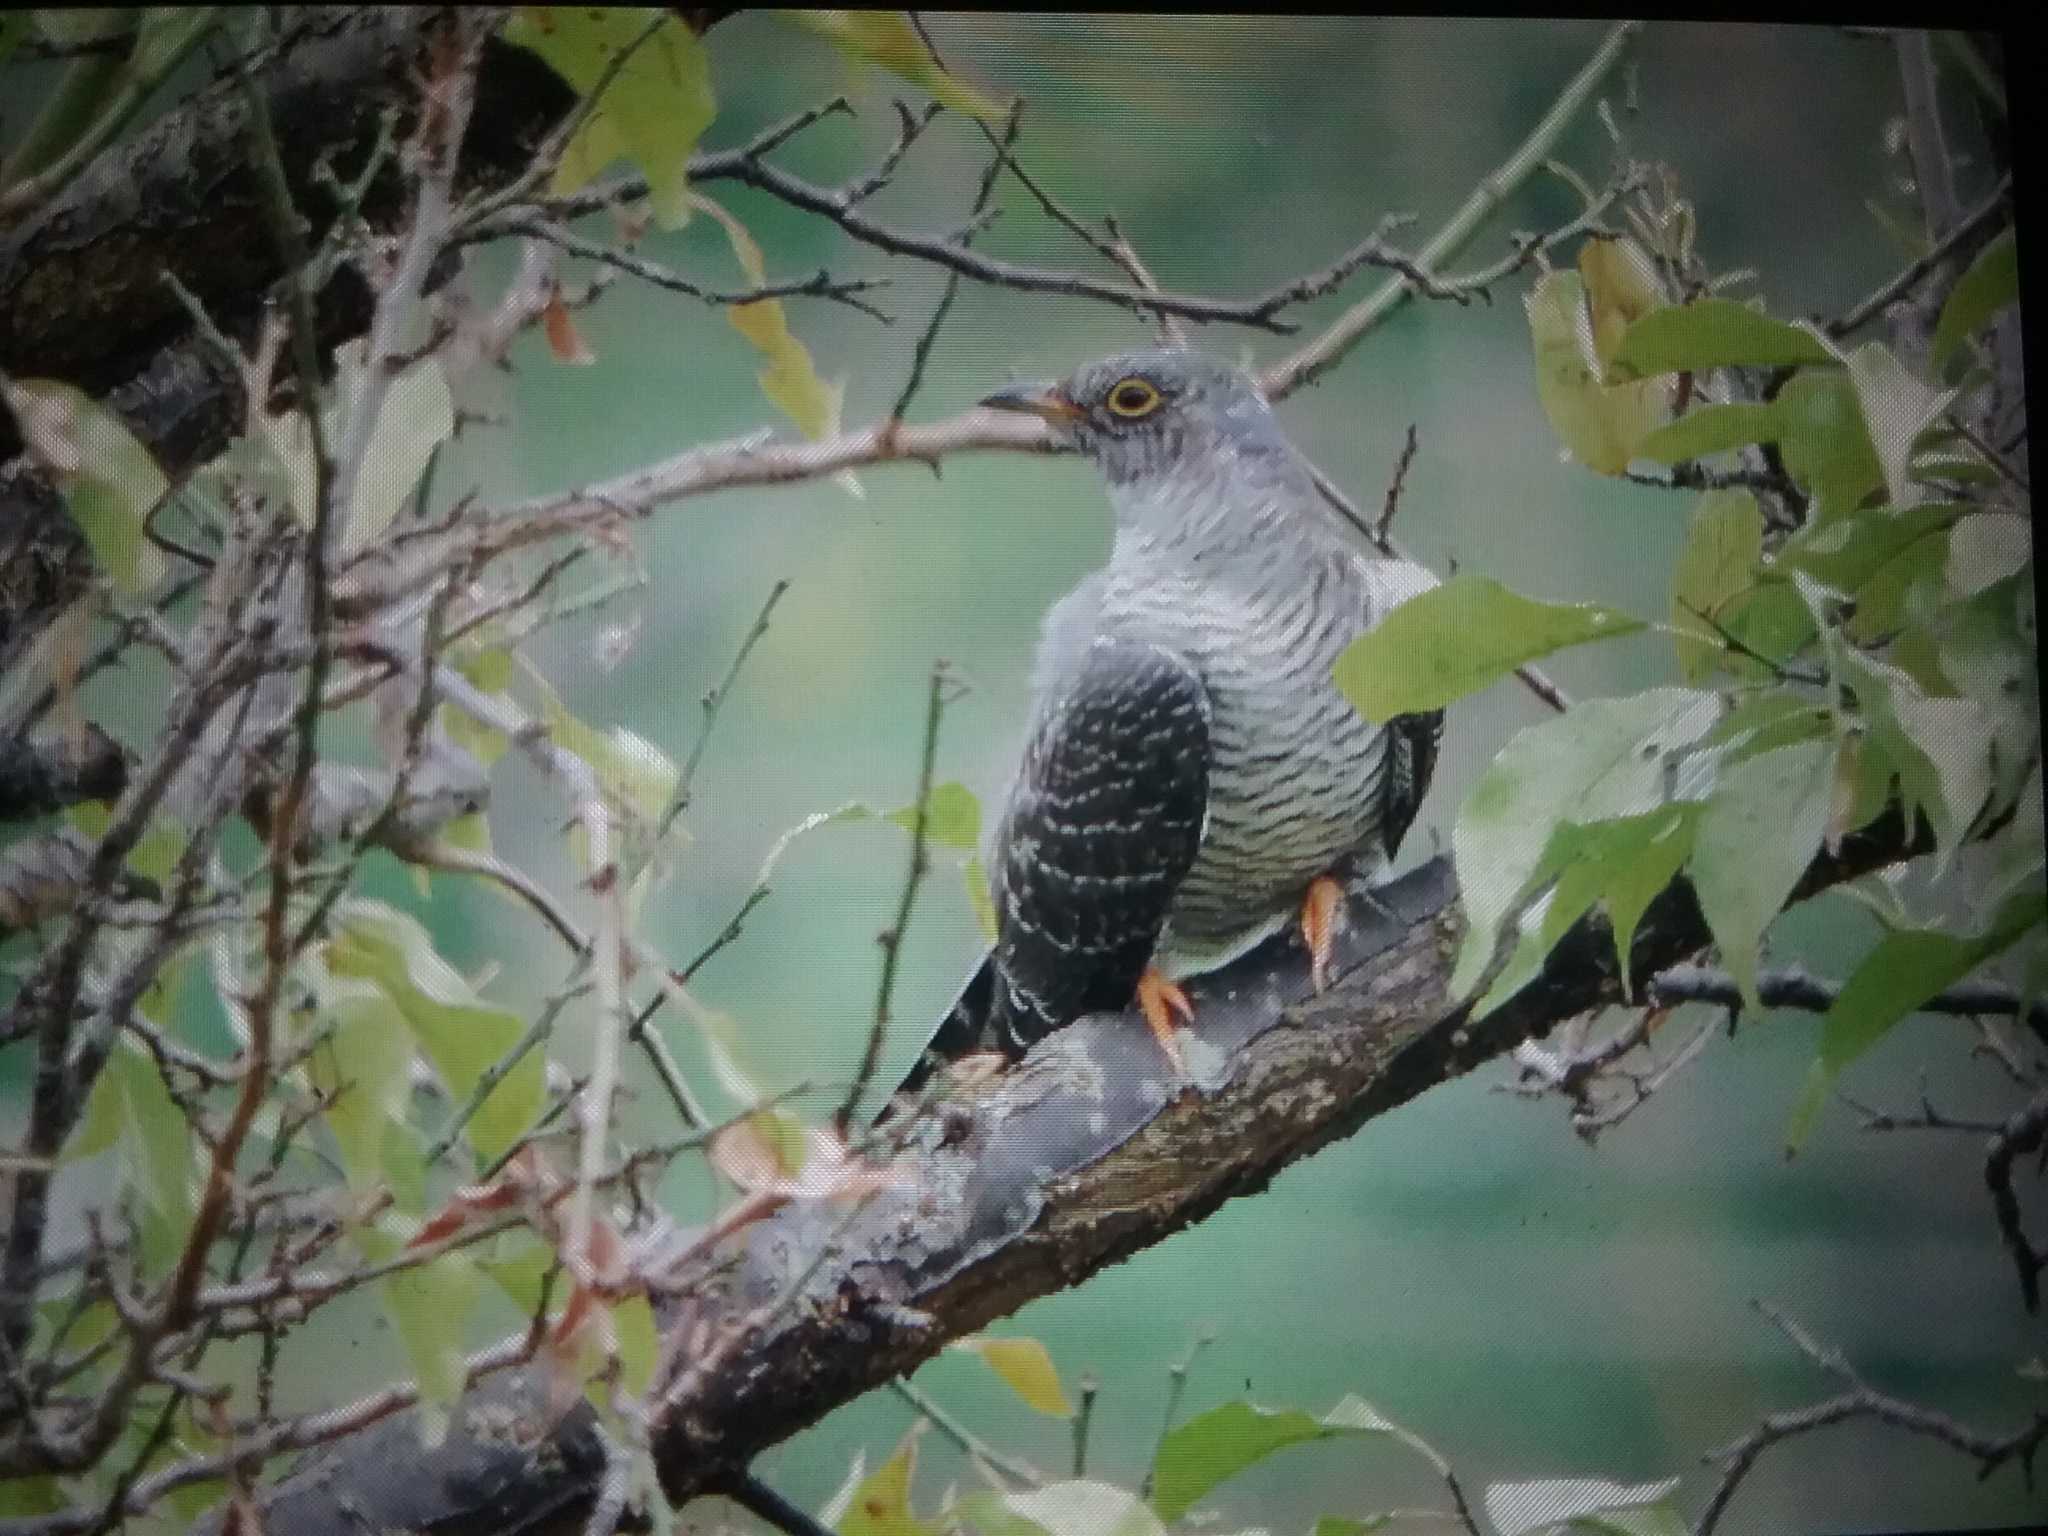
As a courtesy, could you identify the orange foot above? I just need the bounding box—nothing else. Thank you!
[1302,875,1346,993]
[1135,965,1195,1078]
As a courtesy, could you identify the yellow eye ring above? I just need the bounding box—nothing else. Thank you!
[1105,377,1162,418]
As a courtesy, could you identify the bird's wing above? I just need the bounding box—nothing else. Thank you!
[885,637,1211,1111]
[1380,707,1442,860]
[1355,554,1443,863]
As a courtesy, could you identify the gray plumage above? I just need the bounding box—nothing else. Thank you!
[889,348,1441,1103]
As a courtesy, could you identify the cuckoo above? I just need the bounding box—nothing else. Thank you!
[887,348,1443,1109]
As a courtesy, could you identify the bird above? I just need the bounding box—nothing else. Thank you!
[883,347,1443,1113]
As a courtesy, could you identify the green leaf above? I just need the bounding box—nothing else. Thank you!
[527,664,679,830]
[1633,403,1781,465]
[84,1036,194,1271]
[1708,692,1831,764]
[501,8,716,228]
[612,1292,658,1396]
[1670,490,1762,681]
[1837,642,2002,864]
[1485,1476,1683,1536]
[1770,370,1884,517]
[342,358,452,550]
[1526,271,1670,474]
[1150,1398,1408,1523]
[478,1237,556,1317]
[1841,341,1955,508]
[1474,808,1697,1017]
[887,780,981,850]
[1715,585,1818,681]
[1843,529,1951,644]
[1786,886,2044,1150]
[950,1335,1073,1416]
[129,7,216,75]
[1688,739,1837,1009]
[1775,501,1961,595]
[1945,513,2032,598]
[1931,227,2017,372]
[328,903,543,1167]
[0,13,33,69]
[1610,299,1833,378]
[995,1484,1168,1536]
[0,1477,64,1517]
[1335,574,1644,721]
[2,379,169,594]
[963,855,998,944]
[1451,689,1724,998]
[305,970,414,1196]
[783,11,1006,118]
[372,1228,482,1445]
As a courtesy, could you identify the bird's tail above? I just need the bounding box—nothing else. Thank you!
[871,953,996,1124]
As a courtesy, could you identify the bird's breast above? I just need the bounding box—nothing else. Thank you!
[1100,550,1391,957]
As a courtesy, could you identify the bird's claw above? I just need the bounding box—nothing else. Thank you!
[1136,966,1195,1079]
[1302,875,1347,993]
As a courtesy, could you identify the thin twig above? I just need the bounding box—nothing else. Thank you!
[659,579,793,842]
[1139,1330,1214,1499]
[1257,20,1644,397]
[836,662,953,1136]
[1649,962,2048,1036]
[888,100,1023,428]
[1823,173,2012,338]
[1695,1300,2048,1535]
[1071,1374,1099,1477]
[1102,217,1190,348]
[492,219,893,321]
[887,1377,1045,1489]
[1376,424,1420,544]
[1985,1088,2048,1313]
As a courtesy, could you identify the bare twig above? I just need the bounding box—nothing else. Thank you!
[1257,20,1644,398]
[659,578,793,842]
[1376,424,1420,544]
[492,219,894,321]
[1894,30,1961,240]
[1695,1301,2048,1535]
[1649,962,2048,1039]
[714,154,1464,335]
[1102,217,1190,348]
[836,662,953,1136]
[888,101,1022,431]
[1985,1088,2048,1313]
[887,1377,1045,1489]
[1823,173,2013,338]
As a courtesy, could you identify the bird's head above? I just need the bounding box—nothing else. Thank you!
[979,348,1283,489]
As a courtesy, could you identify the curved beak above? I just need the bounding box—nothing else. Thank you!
[978,380,1084,425]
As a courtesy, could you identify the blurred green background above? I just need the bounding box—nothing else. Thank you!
[12,15,2039,1535]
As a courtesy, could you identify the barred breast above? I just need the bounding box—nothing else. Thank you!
[1097,542,1434,978]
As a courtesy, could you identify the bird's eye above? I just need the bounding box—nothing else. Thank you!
[1105,377,1162,418]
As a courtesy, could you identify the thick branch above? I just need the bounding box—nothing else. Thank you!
[181,806,1933,1536]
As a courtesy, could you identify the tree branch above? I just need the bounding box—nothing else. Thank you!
[182,803,1937,1535]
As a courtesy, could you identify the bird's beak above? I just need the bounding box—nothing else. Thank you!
[979,380,1084,425]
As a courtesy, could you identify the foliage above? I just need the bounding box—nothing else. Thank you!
[1343,192,2036,1151]
[0,11,2030,1536]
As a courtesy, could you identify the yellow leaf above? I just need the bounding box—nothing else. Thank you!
[502,8,717,229]
[693,194,844,441]
[952,1334,1074,1416]
[3,379,168,593]
[785,11,1006,120]
[1526,270,1670,476]
[1579,236,1664,372]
